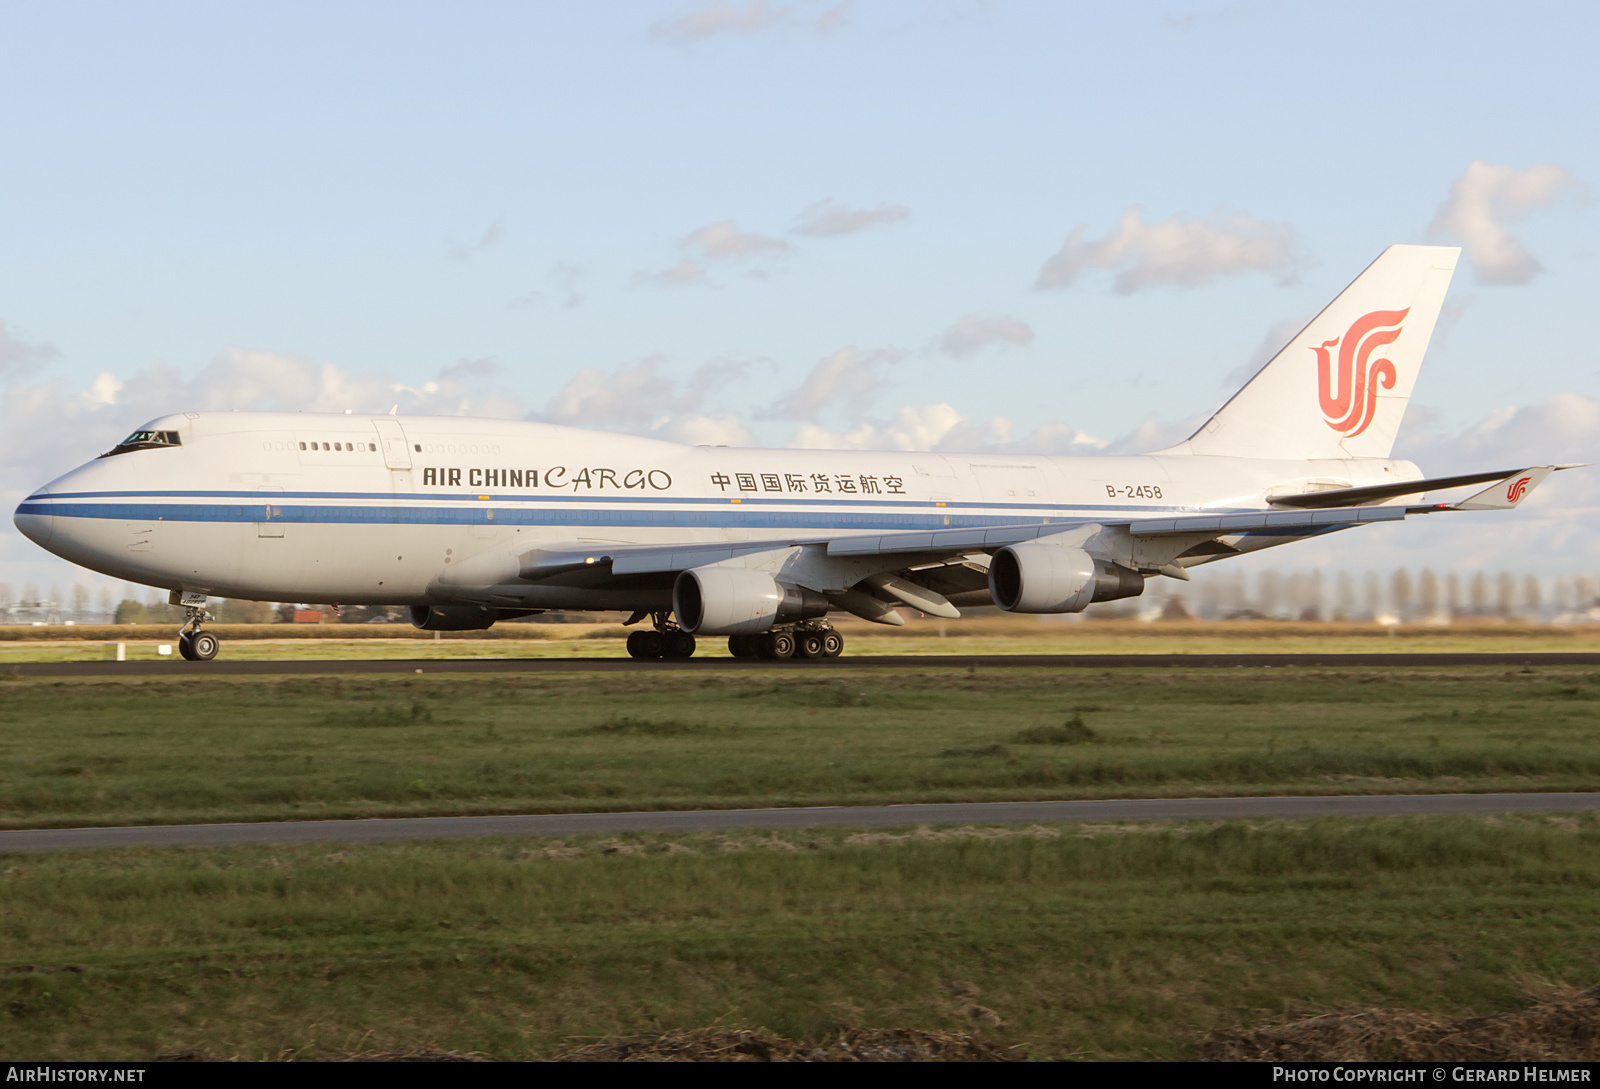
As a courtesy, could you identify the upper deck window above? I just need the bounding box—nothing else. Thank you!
[98,430,181,458]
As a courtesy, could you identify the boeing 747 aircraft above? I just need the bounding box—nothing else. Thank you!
[13,245,1566,661]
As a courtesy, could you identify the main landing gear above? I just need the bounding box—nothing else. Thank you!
[625,612,697,660]
[727,621,843,661]
[624,616,845,661]
[177,604,220,662]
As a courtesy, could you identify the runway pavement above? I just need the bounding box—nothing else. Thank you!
[3,792,1597,852]
[7,651,1600,677]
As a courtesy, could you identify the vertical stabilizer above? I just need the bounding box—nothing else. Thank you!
[1170,245,1459,460]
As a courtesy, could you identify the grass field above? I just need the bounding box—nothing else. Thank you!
[0,666,1597,828]
[3,815,1599,1060]
[4,658,1598,1060]
[1,618,1598,662]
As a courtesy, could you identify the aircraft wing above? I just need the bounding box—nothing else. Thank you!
[824,502,1410,557]
[515,503,1409,582]
[509,467,1561,621]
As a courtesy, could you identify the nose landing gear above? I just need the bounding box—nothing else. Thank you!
[177,604,220,661]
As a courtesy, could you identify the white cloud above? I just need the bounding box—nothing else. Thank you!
[1224,313,1312,387]
[788,403,966,450]
[1037,206,1302,293]
[760,345,904,421]
[1396,391,1599,470]
[539,356,754,443]
[85,372,123,405]
[1098,411,1207,455]
[0,319,59,377]
[788,402,1108,453]
[649,0,850,45]
[510,262,585,310]
[663,412,756,447]
[636,220,791,288]
[685,220,790,261]
[633,257,709,289]
[932,314,1034,358]
[446,218,504,262]
[792,198,910,237]
[1427,161,1581,285]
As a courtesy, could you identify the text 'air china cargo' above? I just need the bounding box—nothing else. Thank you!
[13,245,1573,661]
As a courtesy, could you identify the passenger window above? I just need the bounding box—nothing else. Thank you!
[299,442,306,450]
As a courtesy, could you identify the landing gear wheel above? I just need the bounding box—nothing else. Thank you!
[187,631,219,661]
[765,631,796,660]
[178,632,196,661]
[796,632,826,659]
[822,631,844,658]
[727,634,755,658]
[664,631,696,659]
[626,631,662,660]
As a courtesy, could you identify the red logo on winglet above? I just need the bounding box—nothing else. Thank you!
[1313,309,1409,438]
[1507,476,1531,504]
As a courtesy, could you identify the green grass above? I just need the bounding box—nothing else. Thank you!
[1,619,1598,663]
[3,815,1599,1060]
[2,667,1598,828]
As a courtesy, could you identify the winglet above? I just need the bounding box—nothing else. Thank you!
[1452,466,1555,510]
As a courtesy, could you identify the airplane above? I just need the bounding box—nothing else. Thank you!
[12,244,1568,662]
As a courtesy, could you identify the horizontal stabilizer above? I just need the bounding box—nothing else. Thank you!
[1451,466,1555,510]
[1269,467,1549,509]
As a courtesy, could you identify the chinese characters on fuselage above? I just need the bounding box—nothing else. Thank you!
[709,472,907,495]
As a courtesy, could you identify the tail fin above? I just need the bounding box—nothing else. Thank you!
[1173,245,1459,460]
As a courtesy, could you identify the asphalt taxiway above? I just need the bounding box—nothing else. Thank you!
[3,793,1597,852]
[6,651,1600,678]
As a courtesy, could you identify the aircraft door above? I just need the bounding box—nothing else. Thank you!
[372,418,414,493]
[371,419,412,470]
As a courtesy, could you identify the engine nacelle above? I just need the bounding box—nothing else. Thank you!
[408,604,498,631]
[987,543,1145,613]
[672,567,828,635]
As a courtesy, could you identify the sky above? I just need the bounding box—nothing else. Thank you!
[1,1,1597,601]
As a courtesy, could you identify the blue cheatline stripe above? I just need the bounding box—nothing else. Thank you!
[27,488,1226,516]
[17,500,1338,539]
[21,500,1100,533]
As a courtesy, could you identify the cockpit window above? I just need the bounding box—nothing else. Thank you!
[98,430,182,458]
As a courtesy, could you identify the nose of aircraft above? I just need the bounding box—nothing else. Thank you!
[14,484,55,550]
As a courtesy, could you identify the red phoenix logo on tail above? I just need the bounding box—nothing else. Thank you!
[1507,476,1531,504]
[1312,309,1409,438]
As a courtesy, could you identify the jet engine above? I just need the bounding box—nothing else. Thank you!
[987,542,1145,613]
[672,567,828,635]
[407,605,545,631]
[408,604,499,631]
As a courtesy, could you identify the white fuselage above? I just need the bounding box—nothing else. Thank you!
[14,411,1421,609]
